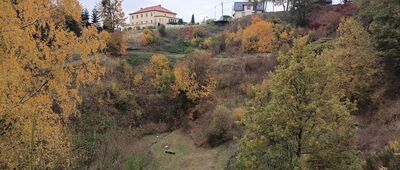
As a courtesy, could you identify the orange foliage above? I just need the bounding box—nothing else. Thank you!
[242,16,275,53]
[107,31,128,56]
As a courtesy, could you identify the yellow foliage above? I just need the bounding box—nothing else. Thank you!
[173,52,216,102]
[323,18,380,103]
[137,54,174,91]
[202,37,213,49]
[142,28,154,45]
[242,16,275,53]
[0,0,108,168]
[233,107,245,122]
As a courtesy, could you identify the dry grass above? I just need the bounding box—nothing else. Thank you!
[89,128,234,170]
[356,98,400,159]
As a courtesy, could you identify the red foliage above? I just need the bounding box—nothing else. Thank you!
[179,27,195,40]
[307,4,358,36]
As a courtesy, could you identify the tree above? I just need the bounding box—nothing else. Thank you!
[0,0,110,168]
[81,8,90,27]
[178,19,184,25]
[236,37,360,169]
[99,0,126,31]
[190,14,195,25]
[242,16,276,53]
[173,51,216,103]
[359,0,400,75]
[290,0,313,26]
[322,18,379,103]
[133,55,178,123]
[91,8,100,24]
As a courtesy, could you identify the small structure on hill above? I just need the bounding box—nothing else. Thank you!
[233,0,265,19]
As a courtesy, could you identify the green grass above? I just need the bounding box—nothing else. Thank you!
[125,155,146,170]
[146,129,233,170]
[126,51,185,67]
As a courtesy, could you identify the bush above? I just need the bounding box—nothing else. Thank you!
[206,105,234,147]
[142,28,154,45]
[107,31,128,56]
[158,24,166,37]
[365,140,400,170]
[133,55,181,126]
[242,16,275,53]
[173,51,217,103]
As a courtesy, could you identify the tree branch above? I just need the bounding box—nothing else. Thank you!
[14,79,50,108]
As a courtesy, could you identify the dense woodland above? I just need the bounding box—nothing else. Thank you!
[1,0,400,169]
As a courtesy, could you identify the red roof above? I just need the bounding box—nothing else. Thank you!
[129,5,177,15]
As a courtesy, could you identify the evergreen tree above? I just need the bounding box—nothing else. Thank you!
[91,8,100,24]
[81,8,90,27]
[236,37,360,169]
[178,19,184,25]
[190,14,195,25]
[359,0,400,75]
[99,0,126,31]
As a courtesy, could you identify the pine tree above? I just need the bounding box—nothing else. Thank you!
[236,37,360,169]
[91,8,100,24]
[190,14,195,25]
[0,0,110,168]
[99,0,126,31]
[359,0,400,74]
[81,8,90,27]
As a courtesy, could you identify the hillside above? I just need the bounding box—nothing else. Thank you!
[1,0,400,169]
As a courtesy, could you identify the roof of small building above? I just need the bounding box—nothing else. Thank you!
[129,5,177,15]
[233,2,264,11]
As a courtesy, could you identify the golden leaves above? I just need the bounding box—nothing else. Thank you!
[242,16,275,53]
[0,0,108,168]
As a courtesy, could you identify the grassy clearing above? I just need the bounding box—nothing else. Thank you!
[126,51,185,67]
[147,129,234,170]
[89,129,234,170]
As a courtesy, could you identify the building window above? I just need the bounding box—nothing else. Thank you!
[146,13,148,17]
[136,15,138,18]
[151,20,153,23]
[141,14,143,18]
[151,12,153,16]
[247,5,251,10]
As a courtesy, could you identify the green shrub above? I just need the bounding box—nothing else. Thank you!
[158,24,167,37]
[206,105,234,147]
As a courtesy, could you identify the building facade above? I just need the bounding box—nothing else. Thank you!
[128,5,178,30]
[233,0,265,19]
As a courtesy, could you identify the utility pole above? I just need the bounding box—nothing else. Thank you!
[221,2,224,18]
[215,5,217,20]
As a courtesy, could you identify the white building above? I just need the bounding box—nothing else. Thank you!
[233,0,265,19]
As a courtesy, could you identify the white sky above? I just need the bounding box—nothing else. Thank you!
[80,0,342,23]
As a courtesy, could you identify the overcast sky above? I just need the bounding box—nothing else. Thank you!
[80,0,342,23]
